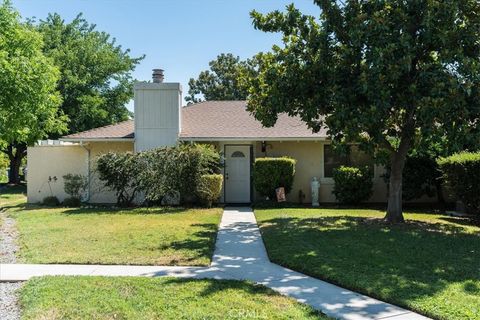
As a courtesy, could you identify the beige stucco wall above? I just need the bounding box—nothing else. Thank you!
[27,145,88,203]
[252,141,386,203]
[27,141,134,204]
[28,139,436,205]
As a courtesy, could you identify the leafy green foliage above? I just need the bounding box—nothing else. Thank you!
[196,174,223,207]
[35,13,144,134]
[139,144,221,204]
[332,166,373,204]
[96,152,142,207]
[438,152,480,214]
[243,1,480,221]
[383,155,441,201]
[62,197,81,208]
[0,152,7,182]
[0,1,66,183]
[62,173,87,200]
[42,196,60,206]
[253,157,296,200]
[186,53,252,104]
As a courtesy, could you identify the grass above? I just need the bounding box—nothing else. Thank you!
[0,184,27,207]
[19,276,326,320]
[2,186,222,266]
[255,208,480,320]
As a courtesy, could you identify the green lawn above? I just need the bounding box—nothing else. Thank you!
[20,276,326,320]
[255,208,480,320]
[2,186,222,266]
[0,184,27,207]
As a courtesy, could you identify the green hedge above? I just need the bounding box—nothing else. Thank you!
[196,174,223,207]
[438,152,480,214]
[96,152,142,207]
[253,157,296,200]
[332,166,373,204]
[139,144,221,204]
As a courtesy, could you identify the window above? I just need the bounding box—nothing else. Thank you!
[323,145,374,178]
[231,151,246,158]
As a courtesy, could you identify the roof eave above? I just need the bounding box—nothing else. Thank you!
[60,138,135,142]
[179,136,328,142]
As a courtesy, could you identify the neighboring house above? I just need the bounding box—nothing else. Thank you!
[27,69,415,204]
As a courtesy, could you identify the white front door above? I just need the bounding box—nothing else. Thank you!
[225,145,251,203]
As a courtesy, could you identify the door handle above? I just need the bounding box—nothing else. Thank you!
[225,173,229,180]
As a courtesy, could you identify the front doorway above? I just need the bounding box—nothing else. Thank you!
[224,145,251,203]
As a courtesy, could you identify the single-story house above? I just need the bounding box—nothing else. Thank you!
[27,69,431,204]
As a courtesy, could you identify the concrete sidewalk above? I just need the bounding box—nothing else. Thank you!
[210,207,429,320]
[0,207,430,320]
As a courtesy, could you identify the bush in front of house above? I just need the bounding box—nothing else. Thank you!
[333,166,373,204]
[63,173,87,201]
[42,196,60,206]
[62,197,82,207]
[253,157,296,200]
[139,144,222,204]
[383,154,442,202]
[96,152,142,207]
[196,174,223,207]
[437,152,480,214]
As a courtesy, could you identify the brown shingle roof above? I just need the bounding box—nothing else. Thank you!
[61,101,327,141]
[62,120,134,140]
[179,101,327,140]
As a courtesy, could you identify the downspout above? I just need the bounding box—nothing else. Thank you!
[79,142,91,203]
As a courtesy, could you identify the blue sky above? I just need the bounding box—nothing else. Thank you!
[13,0,320,108]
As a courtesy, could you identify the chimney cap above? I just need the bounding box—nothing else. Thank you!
[152,69,164,83]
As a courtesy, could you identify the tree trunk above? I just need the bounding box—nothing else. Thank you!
[385,147,409,223]
[5,143,27,185]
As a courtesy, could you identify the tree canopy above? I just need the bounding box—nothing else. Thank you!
[243,0,480,222]
[0,1,66,183]
[186,53,250,104]
[35,13,144,134]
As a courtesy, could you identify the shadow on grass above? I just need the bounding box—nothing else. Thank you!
[438,216,480,228]
[0,183,26,194]
[258,215,480,315]
[163,223,219,264]
[61,206,190,215]
[159,277,324,317]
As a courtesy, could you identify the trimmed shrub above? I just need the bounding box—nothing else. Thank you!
[196,174,223,207]
[139,144,222,204]
[63,173,87,200]
[438,152,480,214]
[63,197,82,207]
[253,157,296,200]
[42,196,60,206]
[96,152,142,207]
[332,166,373,204]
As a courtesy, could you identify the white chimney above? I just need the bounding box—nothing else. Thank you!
[134,69,182,152]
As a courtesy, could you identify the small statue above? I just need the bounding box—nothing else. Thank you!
[311,177,320,207]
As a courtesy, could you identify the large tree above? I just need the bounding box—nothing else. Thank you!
[186,53,250,104]
[243,1,480,222]
[0,1,66,184]
[35,13,144,134]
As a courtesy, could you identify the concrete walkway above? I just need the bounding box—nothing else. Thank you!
[0,207,429,320]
